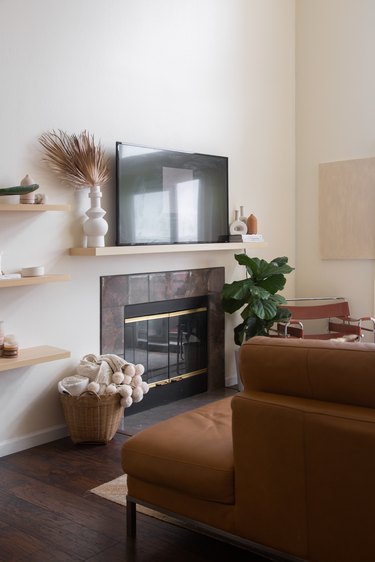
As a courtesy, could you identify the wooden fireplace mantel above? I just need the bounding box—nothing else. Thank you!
[69,242,267,256]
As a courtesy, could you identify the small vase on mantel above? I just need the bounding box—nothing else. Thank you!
[247,214,258,235]
[83,186,108,247]
[229,210,247,235]
[239,206,247,228]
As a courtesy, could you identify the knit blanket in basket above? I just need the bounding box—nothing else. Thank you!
[77,354,128,391]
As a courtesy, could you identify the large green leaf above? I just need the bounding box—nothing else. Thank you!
[233,309,290,344]
[253,260,279,281]
[251,299,278,320]
[234,321,249,346]
[272,294,288,305]
[221,279,254,312]
[254,260,294,282]
[234,253,294,281]
[234,253,260,276]
[271,256,289,266]
[270,262,294,276]
[257,274,287,295]
[222,279,270,311]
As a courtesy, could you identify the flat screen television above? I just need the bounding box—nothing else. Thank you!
[116,142,229,246]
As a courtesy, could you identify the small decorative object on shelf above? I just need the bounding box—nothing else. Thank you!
[34,193,47,204]
[0,183,39,196]
[21,265,45,277]
[242,233,264,242]
[20,174,37,203]
[239,206,248,227]
[229,210,247,235]
[39,129,110,248]
[83,185,108,247]
[2,334,18,357]
[247,213,258,235]
[58,353,149,444]
[0,182,39,205]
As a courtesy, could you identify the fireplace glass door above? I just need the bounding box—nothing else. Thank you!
[124,299,207,387]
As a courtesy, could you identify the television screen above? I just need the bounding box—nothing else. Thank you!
[116,142,229,245]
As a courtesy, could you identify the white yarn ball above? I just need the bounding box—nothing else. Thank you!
[124,364,136,377]
[141,381,150,394]
[106,383,117,395]
[98,383,107,396]
[132,385,144,403]
[131,374,143,387]
[87,381,100,394]
[135,363,145,376]
[121,395,133,408]
[112,371,124,385]
[123,374,132,385]
[118,384,132,398]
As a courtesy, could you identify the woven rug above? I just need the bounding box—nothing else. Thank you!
[89,474,180,524]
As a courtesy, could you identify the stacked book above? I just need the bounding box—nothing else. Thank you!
[229,234,264,242]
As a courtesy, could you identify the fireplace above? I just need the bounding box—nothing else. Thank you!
[100,267,225,413]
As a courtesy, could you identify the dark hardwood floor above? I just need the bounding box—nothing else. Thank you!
[0,391,270,562]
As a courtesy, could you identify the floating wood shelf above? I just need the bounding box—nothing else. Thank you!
[0,274,70,288]
[0,203,70,212]
[69,242,268,256]
[0,346,71,372]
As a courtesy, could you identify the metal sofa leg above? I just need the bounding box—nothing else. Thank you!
[127,497,136,537]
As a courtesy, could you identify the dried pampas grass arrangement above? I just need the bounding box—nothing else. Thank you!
[39,129,110,189]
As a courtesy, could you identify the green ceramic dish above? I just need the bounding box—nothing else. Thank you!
[0,184,39,196]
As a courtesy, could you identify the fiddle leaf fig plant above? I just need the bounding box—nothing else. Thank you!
[221,254,294,345]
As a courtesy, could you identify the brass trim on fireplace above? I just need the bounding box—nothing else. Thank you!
[148,368,207,389]
[124,307,207,324]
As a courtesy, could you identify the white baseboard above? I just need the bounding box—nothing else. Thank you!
[0,424,69,458]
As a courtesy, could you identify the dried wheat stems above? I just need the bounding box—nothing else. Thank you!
[39,130,110,189]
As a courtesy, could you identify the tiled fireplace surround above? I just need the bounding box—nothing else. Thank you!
[100,267,225,392]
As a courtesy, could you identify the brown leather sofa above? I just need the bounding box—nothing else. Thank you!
[121,336,375,562]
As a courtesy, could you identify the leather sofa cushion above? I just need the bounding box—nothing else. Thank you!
[121,397,234,504]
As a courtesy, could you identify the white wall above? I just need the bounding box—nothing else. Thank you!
[296,0,375,317]
[0,0,295,456]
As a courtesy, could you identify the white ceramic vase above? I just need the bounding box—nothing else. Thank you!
[83,186,108,247]
[229,210,247,235]
[73,187,89,247]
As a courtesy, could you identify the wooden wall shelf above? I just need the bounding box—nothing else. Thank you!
[0,203,70,212]
[69,242,268,256]
[0,346,71,373]
[0,274,70,289]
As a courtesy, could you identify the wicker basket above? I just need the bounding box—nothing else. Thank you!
[60,391,124,444]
